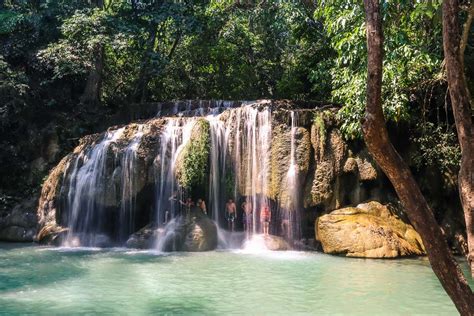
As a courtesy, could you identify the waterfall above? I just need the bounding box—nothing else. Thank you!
[63,128,125,247]
[207,115,230,225]
[237,106,272,235]
[118,125,144,241]
[284,111,301,241]
[56,100,306,249]
[154,118,194,227]
[205,104,272,238]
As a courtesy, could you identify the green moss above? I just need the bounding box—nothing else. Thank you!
[224,171,235,198]
[313,112,327,149]
[176,119,210,190]
[269,125,290,200]
[294,127,311,174]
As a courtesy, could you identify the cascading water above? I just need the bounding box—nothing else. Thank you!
[154,118,194,226]
[207,116,230,225]
[62,128,125,247]
[204,104,272,250]
[57,100,304,250]
[283,111,302,241]
[118,125,144,241]
[236,106,272,236]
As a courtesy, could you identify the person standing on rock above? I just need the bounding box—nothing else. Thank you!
[197,198,207,215]
[242,198,253,235]
[168,192,180,217]
[180,197,194,217]
[225,198,237,232]
[260,202,271,235]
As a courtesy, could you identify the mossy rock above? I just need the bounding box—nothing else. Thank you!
[316,201,425,258]
[270,125,312,207]
[270,125,291,200]
[175,119,210,190]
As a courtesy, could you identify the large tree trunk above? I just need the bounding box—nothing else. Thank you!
[134,23,158,103]
[362,1,474,314]
[460,1,474,67]
[443,0,474,277]
[80,44,104,106]
[80,0,105,106]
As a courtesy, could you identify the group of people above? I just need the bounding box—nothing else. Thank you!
[166,193,272,235]
[164,194,207,224]
[225,198,271,235]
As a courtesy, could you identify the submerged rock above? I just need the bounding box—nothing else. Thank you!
[316,201,425,258]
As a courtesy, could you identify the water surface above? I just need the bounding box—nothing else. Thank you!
[0,244,471,315]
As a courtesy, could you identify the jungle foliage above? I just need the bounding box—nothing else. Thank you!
[0,0,472,195]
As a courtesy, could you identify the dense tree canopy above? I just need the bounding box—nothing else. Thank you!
[0,0,472,195]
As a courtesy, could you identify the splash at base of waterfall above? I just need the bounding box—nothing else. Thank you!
[216,225,245,249]
[239,235,271,253]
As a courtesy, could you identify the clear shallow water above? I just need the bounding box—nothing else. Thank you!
[0,244,472,315]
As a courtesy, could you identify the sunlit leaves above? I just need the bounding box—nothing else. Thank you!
[316,0,443,139]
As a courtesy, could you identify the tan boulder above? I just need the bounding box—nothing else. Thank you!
[263,234,291,251]
[316,201,425,258]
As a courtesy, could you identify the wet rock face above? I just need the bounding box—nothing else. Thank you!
[0,197,38,241]
[316,201,425,258]
[125,223,160,249]
[36,120,163,244]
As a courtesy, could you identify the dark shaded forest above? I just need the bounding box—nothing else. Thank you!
[0,0,472,208]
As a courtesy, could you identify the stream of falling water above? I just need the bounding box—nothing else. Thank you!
[63,128,125,247]
[154,118,194,226]
[205,105,272,239]
[59,101,302,248]
[285,111,301,241]
[118,125,144,241]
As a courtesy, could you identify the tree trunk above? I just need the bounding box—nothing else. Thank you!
[134,23,159,103]
[363,1,474,314]
[80,44,104,106]
[443,0,474,277]
[460,0,474,67]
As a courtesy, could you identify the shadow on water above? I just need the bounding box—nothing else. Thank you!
[0,242,38,251]
[147,296,218,315]
[0,246,88,292]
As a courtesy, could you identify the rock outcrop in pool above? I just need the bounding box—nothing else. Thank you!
[316,201,425,258]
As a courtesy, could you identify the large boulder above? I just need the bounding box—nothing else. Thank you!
[126,210,218,252]
[125,223,161,249]
[316,201,425,258]
[182,211,218,251]
[262,234,291,251]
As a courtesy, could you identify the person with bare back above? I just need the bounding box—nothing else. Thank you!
[225,198,237,232]
[242,197,253,235]
[260,201,271,235]
[197,198,207,215]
